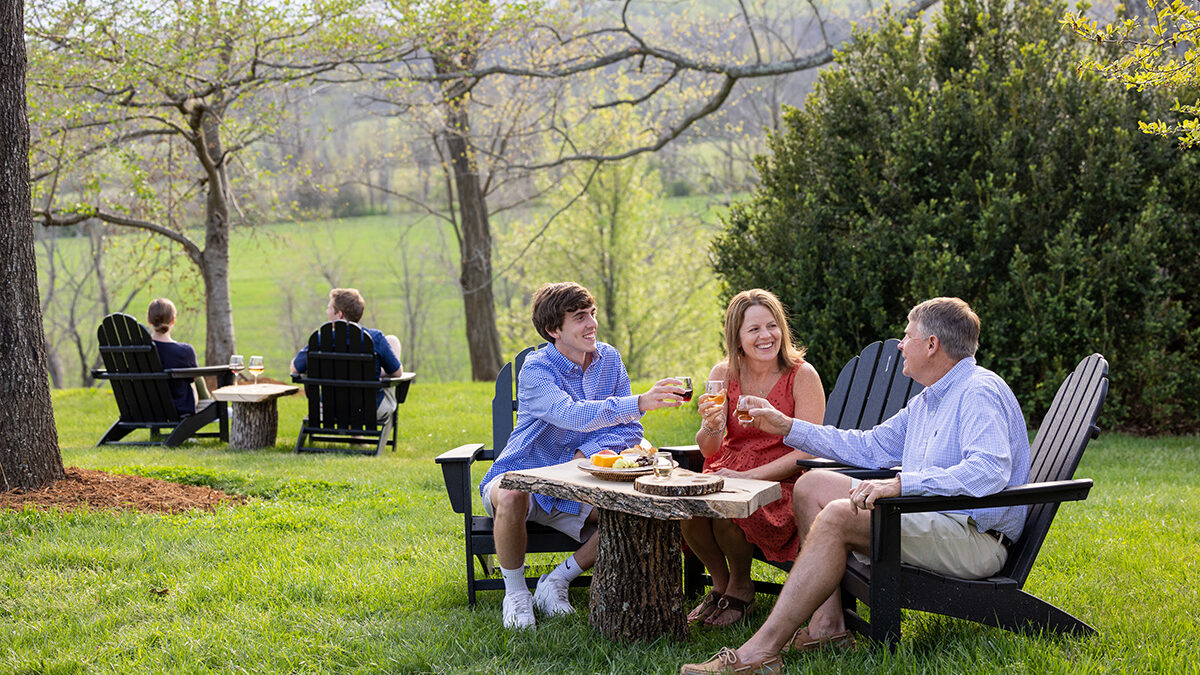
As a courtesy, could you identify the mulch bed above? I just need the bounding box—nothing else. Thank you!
[0,467,242,515]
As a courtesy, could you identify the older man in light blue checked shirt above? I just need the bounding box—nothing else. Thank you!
[481,281,687,631]
[681,297,1031,675]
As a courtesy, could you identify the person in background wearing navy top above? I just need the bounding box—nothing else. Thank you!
[289,288,402,422]
[147,298,200,416]
[480,281,687,630]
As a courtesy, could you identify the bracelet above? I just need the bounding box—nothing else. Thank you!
[700,423,726,436]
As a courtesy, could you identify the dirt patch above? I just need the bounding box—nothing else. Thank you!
[0,467,242,515]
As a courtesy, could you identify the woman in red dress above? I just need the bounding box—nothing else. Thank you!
[683,289,825,627]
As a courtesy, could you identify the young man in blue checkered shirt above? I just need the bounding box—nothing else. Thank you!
[480,282,687,630]
[682,297,1032,674]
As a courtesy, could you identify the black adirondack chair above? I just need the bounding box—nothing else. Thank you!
[92,313,233,447]
[793,338,927,479]
[666,339,924,597]
[841,353,1109,645]
[436,344,596,605]
[292,321,416,456]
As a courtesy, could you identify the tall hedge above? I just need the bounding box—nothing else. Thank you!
[714,0,1200,432]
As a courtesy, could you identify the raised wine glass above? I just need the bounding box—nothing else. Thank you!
[229,354,244,386]
[705,380,726,405]
[675,376,693,402]
[248,355,264,385]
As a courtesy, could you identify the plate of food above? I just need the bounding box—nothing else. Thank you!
[577,444,676,481]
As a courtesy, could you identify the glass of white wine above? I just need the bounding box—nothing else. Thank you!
[229,354,244,386]
[248,355,264,385]
[705,380,726,405]
[654,451,674,480]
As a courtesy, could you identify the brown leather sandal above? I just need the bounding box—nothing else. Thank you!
[703,594,754,627]
[687,590,724,624]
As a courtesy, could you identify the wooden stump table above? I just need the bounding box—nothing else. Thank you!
[500,460,780,642]
[211,383,299,449]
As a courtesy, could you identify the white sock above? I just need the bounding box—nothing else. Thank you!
[501,565,529,596]
[548,554,583,583]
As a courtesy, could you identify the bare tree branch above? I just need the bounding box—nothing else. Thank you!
[35,208,204,265]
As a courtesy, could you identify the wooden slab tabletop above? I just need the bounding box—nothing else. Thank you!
[499,460,782,520]
[211,383,300,403]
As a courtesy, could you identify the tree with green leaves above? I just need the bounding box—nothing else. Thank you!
[715,0,1200,430]
[497,117,720,379]
[25,0,397,366]
[1,0,64,489]
[1064,0,1200,147]
[361,0,944,380]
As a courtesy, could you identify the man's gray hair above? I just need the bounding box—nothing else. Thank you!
[908,297,980,360]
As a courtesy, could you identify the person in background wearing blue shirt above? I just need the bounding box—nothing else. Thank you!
[481,281,687,630]
[289,288,402,422]
[681,297,1031,675]
[148,297,202,416]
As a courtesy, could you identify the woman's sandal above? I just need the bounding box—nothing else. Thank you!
[703,594,755,627]
[687,590,724,624]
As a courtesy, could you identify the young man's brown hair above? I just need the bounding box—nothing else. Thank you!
[329,288,366,323]
[531,282,596,343]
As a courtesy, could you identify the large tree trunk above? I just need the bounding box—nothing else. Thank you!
[199,111,235,366]
[0,0,65,489]
[202,243,234,366]
[440,85,502,381]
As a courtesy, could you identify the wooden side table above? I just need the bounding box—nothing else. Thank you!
[211,383,299,449]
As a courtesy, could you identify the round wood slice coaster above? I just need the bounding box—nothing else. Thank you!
[634,471,724,496]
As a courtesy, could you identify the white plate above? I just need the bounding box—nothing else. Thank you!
[575,458,675,481]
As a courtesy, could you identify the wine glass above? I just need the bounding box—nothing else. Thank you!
[248,355,264,385]
[229,354,244,385]
[675,376,693,402]
[654,451,674,480]
[705,380,726,405]
[737,400,754,423]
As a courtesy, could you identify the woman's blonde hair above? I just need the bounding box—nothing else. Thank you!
[723,289,805,383]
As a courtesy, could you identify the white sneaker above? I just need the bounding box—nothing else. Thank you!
[533,573,574,617]
[502,592,536,630]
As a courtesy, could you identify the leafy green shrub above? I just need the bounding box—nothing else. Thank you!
[713,0,1200,431]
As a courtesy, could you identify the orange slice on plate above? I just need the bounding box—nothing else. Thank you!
[591,451,619,467]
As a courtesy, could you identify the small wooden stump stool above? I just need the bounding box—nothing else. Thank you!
[211,383,299,449]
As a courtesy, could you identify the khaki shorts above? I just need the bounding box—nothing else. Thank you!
[850,480,1007,579]
[481,476,595,543]
[377,387,397,423]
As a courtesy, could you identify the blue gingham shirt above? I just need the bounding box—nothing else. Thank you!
[480,342,644,514]
[784,357,1031,540]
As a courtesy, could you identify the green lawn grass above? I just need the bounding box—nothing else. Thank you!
[3,386,1198,673]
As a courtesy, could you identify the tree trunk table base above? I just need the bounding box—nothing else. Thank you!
[589,509,686,642]
[499,461,781,643]
[228,400,279,449]
[211,384,299,450]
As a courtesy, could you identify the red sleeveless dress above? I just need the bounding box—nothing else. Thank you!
[703,365,802,563]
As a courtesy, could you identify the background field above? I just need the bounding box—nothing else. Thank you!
[2,385,1198,673]
[38,193,734,386]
